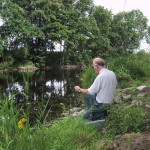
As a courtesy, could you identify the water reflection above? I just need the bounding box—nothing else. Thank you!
[45,80,67,96]
[0,69,82,122]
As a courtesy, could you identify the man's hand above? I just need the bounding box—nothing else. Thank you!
[74,86,81,92]
[74,86,90,95]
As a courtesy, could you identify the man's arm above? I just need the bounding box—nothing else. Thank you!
[74,86,91,95]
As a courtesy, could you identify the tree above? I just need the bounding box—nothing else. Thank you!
[110,10,148,56]
[0,0,44,65]
[146,26,150,52]
[0,0,98,66]
[91,6,112,58]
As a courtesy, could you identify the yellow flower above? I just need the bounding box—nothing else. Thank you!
[18,118,27,129]
[18,120,22,125]
[20,118,27,123]
[18,124,23,129]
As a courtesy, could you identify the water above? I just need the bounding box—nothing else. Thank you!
[0,68,83,123]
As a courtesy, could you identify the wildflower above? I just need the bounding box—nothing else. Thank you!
[18,124,23,129]
[20,118,27,123]
[18,118,27,129]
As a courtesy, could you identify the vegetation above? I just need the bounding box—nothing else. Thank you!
[0,96,149,149]
[0,0,149,68]
[0,50,149,149]
[0,0,150,149]
[80,50,150,89]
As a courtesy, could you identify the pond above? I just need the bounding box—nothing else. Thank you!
[0,68,83,124]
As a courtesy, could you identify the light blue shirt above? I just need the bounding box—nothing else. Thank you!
[88,68,117,103]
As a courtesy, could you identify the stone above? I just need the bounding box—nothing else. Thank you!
[137,85,147,91]
[122,95,132,101]
[137,93,146,97]
[145,104,150,109]
[69,107,81,114]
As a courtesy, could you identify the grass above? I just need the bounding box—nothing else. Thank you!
[0,54,150,149]
[0,99,103,150]
[0,94,149,150]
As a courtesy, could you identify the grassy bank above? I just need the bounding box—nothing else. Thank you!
[0,89,150,150]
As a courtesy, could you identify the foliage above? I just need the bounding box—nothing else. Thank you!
[31,117,99,150]
[0,0,98,66]
[107,51,150,83]
[11,47,29,65]
[0,40,4,57]
[0,108,101,150]
[0,92,149,149]
[80,51,150,88]
[105,105,147,135]
[110,10,148,56]
[0,0,149,67]
[81,65,97,88]
[136,50,150,76]
[91,6,112,57]
[0,98,29,148]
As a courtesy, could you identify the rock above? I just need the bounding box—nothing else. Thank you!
[137,93,146,97]
[137,85,147,91]
[145,104,150,109]
[143,86,150,92]
[72,112,80,117]
[114,96,122,103]
[71,109,85,117]
[122,94,132,101]
[121,88,133,95]
[131,100,143,106]
[69,107,81,114]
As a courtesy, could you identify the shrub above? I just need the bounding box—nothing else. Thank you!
[105,105,147,135]
[107,52,150,82]
[81,65,97,88]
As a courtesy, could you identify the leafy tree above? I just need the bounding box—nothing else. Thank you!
[145,26,150,52]
[0,1,149,67]
[0,0,98,66]
[91,6,112,58]
[110,10,148,56]
[0,39,3,57]
[0,0,44,66]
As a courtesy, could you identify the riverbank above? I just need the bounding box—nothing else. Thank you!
[60,85,150,149]
[0,83,149,149]
[1,65,86,72]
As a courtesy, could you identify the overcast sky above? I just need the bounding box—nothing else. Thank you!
[94,0,150,25]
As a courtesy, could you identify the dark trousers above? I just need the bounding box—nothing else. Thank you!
[83,94,107,121]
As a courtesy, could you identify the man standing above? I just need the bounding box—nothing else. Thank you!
[74,57,117,120]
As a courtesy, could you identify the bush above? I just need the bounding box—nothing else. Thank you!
[81,65,97,88]
[105,105,147,135]
[107,52,150,85]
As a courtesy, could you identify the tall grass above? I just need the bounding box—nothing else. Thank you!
[0,95,149,149]
[0,98,102,150]
[0,96,29,149]
[31,117,101,150]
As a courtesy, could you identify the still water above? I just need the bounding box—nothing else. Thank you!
[0,68,83,123]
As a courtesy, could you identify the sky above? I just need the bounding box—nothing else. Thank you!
[94,0,150,50]
[94,0,150,25]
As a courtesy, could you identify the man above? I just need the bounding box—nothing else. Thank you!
[74,57,117,120]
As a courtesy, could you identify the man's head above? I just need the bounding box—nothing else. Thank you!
[92,57,105,73]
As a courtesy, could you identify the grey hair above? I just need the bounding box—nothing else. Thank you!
[93,57,105,67]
